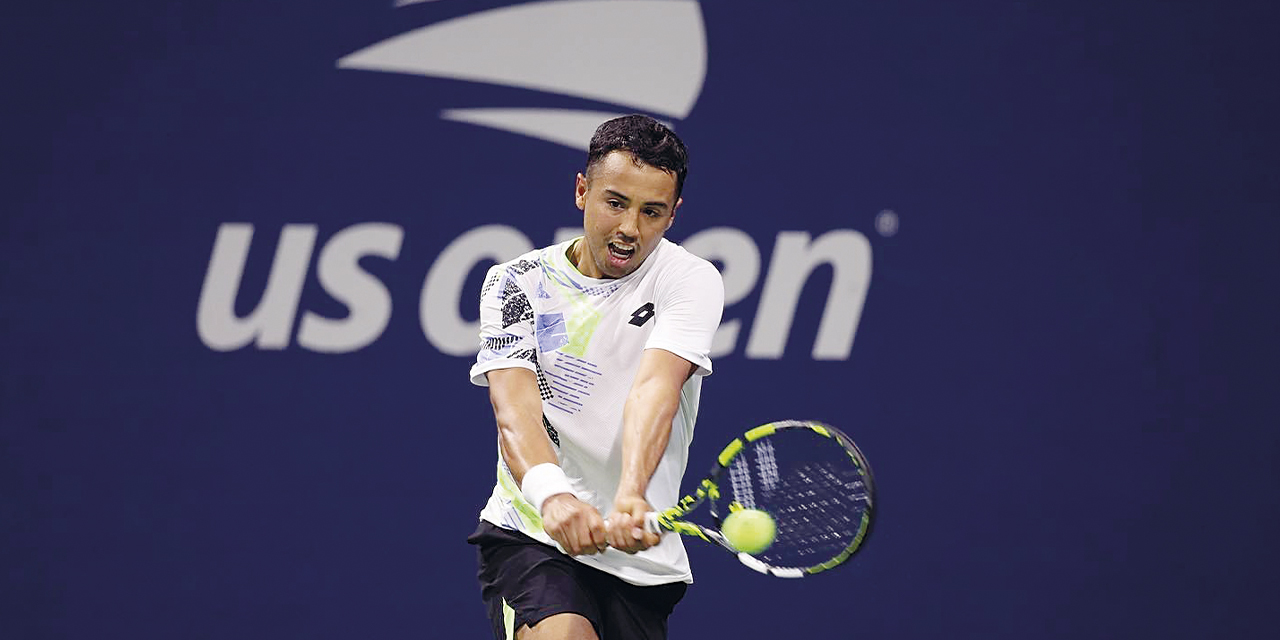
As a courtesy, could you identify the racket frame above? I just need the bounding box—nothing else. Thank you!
[648,420,875,578]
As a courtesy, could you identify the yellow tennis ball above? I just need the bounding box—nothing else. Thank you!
[721,509,776,554]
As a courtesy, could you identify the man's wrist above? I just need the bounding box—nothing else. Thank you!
[521,463,575,515]
[614,480,647,502]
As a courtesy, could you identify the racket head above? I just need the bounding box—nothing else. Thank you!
[656,420,875,577]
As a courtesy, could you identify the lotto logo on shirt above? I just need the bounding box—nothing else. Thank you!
[629,304,656,327]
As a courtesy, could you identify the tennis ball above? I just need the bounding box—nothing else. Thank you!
[721,509,776,554]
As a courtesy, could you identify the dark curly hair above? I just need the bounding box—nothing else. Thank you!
[585,115,689,199]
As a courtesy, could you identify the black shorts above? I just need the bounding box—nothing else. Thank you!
[468,521,688,640]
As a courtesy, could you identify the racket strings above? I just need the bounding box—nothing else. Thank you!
[764,462,866,560]
[728,456,756,510]
[720,432,871,568]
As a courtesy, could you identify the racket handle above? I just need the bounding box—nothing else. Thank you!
[643,512,661,534]
[603,513,663,535]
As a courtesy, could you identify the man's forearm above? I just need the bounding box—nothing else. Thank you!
[618,383,679,499]
[488,368,558,484]
[617,349,694,500]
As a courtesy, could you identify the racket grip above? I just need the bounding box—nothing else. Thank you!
[602,513,662,536]
[643,512,661,534]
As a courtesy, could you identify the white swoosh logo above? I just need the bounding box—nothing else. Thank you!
[337,0,707,148]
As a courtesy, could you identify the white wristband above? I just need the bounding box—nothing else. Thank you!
[521,463,575,516]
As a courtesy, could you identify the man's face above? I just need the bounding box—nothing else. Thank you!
[573,151,681,279]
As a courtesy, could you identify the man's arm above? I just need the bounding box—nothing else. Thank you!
[605,348,697,553]
[486,367,608,556]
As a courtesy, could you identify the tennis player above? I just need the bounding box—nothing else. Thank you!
[467,115,725,640]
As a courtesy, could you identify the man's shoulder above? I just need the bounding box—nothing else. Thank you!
[484,240,570,284]
[479,245,555,303]
[647,239,723,283]
[490,247,549,276]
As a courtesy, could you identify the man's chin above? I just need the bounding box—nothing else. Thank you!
[597,255,635,278]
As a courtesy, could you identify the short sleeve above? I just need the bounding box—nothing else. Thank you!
[468,263,539,386]
[644,259,725,377]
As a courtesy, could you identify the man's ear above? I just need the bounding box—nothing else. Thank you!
[574,173,588,210]
[666,197,683,230]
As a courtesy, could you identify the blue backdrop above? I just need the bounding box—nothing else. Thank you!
[4,1,1278,638]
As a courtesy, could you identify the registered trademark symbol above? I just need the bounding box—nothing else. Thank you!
[875,209,899,237]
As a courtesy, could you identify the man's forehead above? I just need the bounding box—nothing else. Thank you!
[588,152,677,190]
[591,150,666,174]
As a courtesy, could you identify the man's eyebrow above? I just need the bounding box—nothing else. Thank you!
[605,189,669,209]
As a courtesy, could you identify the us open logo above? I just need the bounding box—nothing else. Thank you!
[195,0,874,361]
[337,0,708,151]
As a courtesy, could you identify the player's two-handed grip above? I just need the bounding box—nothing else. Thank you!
[605,495,663,554]
[541,493,608,555]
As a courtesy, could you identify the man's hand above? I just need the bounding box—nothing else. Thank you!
[606,494,662,554]
[541,493,608,556]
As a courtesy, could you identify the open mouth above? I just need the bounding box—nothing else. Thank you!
[607,242,636,262]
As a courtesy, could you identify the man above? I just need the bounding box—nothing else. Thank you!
[466,115,724,640]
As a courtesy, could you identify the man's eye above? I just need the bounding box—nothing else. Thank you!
[643,209,660,218]
[607,200,623,209]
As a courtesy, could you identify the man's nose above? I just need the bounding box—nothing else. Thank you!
[618,210,639,240]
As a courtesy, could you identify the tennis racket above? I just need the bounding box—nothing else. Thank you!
[643,420,875,578]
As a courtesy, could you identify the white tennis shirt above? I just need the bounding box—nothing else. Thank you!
[470,237,724,585]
